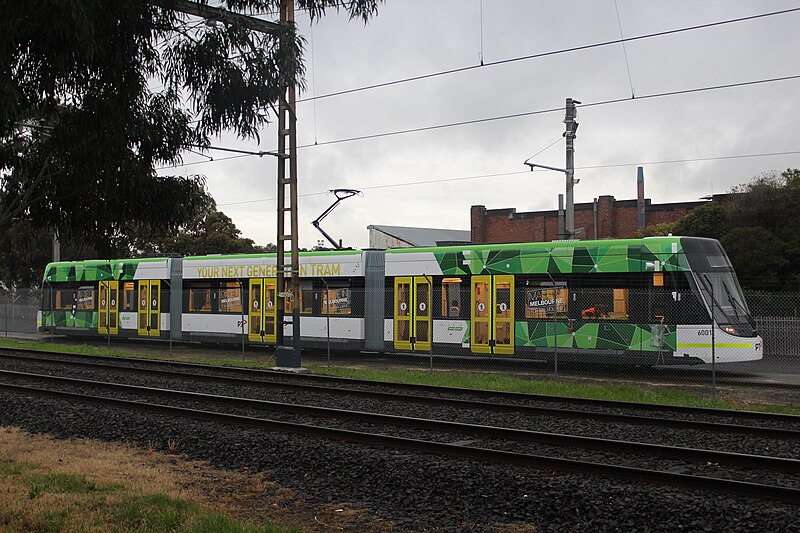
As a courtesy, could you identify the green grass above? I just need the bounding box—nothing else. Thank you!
[113,493,293,533]
[0,337,270,369]
[0,459,32,478]
[308,364,800,414]
[26,471,120,499]
[0,460,294,532]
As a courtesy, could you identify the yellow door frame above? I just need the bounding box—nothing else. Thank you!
[471,276,491,354]
[97,280,119,335]
[137,280,160,336]
[248,278,277,343]
[413,277,432,351]
[471,275,515,355]
[393,277,412,351]
[393,276,431,352]
[493,275,515,355]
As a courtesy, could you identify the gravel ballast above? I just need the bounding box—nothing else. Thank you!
[2,390,799,531]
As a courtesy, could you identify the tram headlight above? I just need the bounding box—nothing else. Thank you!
[721,325,739,335]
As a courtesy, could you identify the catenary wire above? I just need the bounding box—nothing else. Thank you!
[295,74,800,149]
[213,149,800,207]
[157,72,800,171]
[296,7,800,103]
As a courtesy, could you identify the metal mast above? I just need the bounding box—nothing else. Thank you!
[275,0,302,366]
[564,97,580,239]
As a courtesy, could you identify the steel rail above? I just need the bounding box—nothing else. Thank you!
[1,349,798,439]
[2,346,797,421]
[1,369,799,474]
[0,380,798,504]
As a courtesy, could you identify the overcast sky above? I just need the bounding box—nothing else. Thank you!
[158,0,800,250]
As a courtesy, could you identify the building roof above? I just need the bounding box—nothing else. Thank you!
[367,224,471,247]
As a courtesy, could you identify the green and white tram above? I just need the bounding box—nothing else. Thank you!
[39,236,763,365]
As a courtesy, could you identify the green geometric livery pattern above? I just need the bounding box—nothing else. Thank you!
[44,260,151,282]
[40,310,96,329]
[427,238,690,276]
[515,321,677,351]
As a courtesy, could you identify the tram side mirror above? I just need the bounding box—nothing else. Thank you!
[645,262,655,271]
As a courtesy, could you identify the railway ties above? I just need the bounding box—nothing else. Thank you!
[1,352,800,504]
[2,347,799,440]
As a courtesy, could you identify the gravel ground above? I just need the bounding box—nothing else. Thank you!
[2,357,798,459]
[1,392,799,531]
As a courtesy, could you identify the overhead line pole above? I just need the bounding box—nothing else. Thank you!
[157,0,302,366]
[275,0,302,367]
[564,98,580,239]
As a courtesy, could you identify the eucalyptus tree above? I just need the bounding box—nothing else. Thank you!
[0,0,381,255]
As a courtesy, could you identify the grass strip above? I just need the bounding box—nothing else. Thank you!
[0,457,290,532]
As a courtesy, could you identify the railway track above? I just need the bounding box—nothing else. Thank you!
[1,347,798,439]
[1,347,799,504]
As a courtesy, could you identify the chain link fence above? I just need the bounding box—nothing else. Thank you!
[0,289,40,337]
[4,285,799,390]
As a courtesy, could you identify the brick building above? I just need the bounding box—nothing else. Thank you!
[471,193,732,244]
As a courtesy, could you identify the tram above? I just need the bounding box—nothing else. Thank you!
[39,236,763,365]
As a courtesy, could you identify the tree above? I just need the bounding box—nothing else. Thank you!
[727,170,800,233]
[657,168,800,289]
[720,227,788,289]
[725,169,800,287]
[636,221,677,238]
[671,202,729,240]
[0,0,381,252]
[133,200,270,256]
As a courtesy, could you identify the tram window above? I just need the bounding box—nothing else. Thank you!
[525,287,568,319]
[577,288,629,320]
[188,283,212,312]
[301,284,313,314]
[76,286,95,310]
[282,280,312,314]
[321,286,351,315]
[122,282,136,311]
[441,277,462,317]
[218,281,242,313]
[52,286,75,310]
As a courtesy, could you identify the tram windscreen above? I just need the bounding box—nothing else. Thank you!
[682,238,756,337]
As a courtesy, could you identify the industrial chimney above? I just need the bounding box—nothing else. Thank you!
[636,167,645,231]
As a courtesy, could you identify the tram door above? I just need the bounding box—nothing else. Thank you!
[393,276,431,352]
[471,275,514,355]
[136,280,160,336]
[98,281,119,335]
[248,278,277,343]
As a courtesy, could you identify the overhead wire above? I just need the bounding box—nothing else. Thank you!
[157,72,800,171]
[295,73,800,149]
[214,149,800,207]
[295,7,800,103]
[613,0,635,98]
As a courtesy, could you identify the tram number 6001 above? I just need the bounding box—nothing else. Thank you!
[697,329,712,336]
